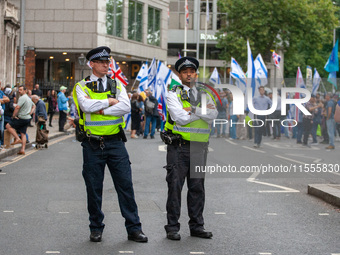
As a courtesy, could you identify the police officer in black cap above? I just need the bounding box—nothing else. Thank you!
[73,46,147,243]
[163,57,218,240]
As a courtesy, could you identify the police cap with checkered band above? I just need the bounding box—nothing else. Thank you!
[86,46,111,61]
[175,57,199,73]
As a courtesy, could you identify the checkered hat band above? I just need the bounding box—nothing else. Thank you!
[89,49,109,61]
[178,59,197,71]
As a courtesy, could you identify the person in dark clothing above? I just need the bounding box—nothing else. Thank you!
[47,89,57,127]
[143,90,158,139]
[32,84,43,98]
[31,95,48,123]
[130,92,141,138]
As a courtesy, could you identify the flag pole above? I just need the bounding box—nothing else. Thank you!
[320,78,328,94]
[202,0,208,83]
[184,0,188,57]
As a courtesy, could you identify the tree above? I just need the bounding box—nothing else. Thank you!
[216,0,338,79]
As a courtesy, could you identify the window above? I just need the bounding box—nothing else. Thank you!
[128,0,143,42]
[106,0,123,37]
[148,7,161,46]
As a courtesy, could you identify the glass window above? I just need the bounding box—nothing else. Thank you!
[148,7,161,46]
[128,0,143,42]
[106,0,123,37]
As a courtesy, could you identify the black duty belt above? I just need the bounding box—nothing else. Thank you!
[88,134,121,142]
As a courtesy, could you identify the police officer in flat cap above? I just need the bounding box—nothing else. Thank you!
[162,57,218,240]
[73,46,147,243]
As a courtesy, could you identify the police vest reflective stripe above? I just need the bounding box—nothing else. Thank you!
[170,87,211,142]
[73,79,125,136]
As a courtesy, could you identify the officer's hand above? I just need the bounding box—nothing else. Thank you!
[183,107,191,112]
[108,98,119,106]
[207,104,215,109]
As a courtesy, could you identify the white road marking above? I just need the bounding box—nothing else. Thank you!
[319,213,330,216]
[285,154,323,163]
[264,142,319,150]
[158,145,167,152]
[225,139,237,145]
[275,155,306,165]
[58,212,69,214]
[247,171,300,193]
[214,212,226,215]
[3,210,14,213]
[119,252,134,254]
[46,252,60,254]
[242,146,266,153]
[190,252,205,255]
[267,213,277,216]
[259,253,272,255]
[0,172,6,175]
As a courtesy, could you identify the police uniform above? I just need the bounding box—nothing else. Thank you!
[73,46,147,243]
[164,57,218,240]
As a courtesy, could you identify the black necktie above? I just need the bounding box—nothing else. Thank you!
[189,89,195,101]
[98,78,104,92]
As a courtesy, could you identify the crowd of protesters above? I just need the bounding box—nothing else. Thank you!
[207,86,340,150]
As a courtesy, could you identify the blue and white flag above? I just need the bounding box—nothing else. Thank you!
[230,57,246,94]
[209,67,221,85]
[155,61,172,121]
[137,63,148,93]
[247,40,256,97]
[312,68,321,96]
[147,57,157,92]
[254,53,268,88]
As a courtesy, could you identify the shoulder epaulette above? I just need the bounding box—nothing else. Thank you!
[171,85,183,92]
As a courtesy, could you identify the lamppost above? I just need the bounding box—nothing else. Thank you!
[78,53,86,79]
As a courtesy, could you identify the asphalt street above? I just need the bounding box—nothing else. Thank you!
[0,133,339,255]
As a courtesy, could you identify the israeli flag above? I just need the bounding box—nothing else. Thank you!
[254,54,268,87]
[230,57,246,94]
[137,63,148,93]
[312,68,321,96]
[209,67,221,85]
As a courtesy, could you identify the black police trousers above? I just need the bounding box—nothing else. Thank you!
[81,138,142,234]
[164,142,208,233]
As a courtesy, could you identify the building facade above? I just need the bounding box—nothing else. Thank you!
[167,0,228,82]
[10,0,169,92]
[0,0,20,88]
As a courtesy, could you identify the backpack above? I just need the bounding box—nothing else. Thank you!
[145,98,155,114]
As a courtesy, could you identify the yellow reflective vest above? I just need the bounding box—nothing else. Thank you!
[166,86,213,143]
[73,78,125,136]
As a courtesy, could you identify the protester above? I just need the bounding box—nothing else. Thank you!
[143,90,158,139]
[215,91,228,138]
[32,83,43,98]
[5,85,35,155]
[31,95,47,123]
[3,86,15,128]
[73,46,147,243]
[57,86,69,132]
[252,86,272,148]
[0,87,10,146]
[324,92,336,150]
[47,89,57,127]
[130,92,141,138]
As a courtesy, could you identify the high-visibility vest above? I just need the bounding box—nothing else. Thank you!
[73,78,125,136]
[166,86,213,143]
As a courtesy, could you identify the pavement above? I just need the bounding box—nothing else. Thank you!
[0,117,75,161]
[0,118,339,209]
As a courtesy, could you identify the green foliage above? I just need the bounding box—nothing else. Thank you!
[216,0,338,78]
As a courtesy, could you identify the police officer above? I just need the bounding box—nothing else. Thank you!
[73,46,147,243]
[164,57,218,240]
